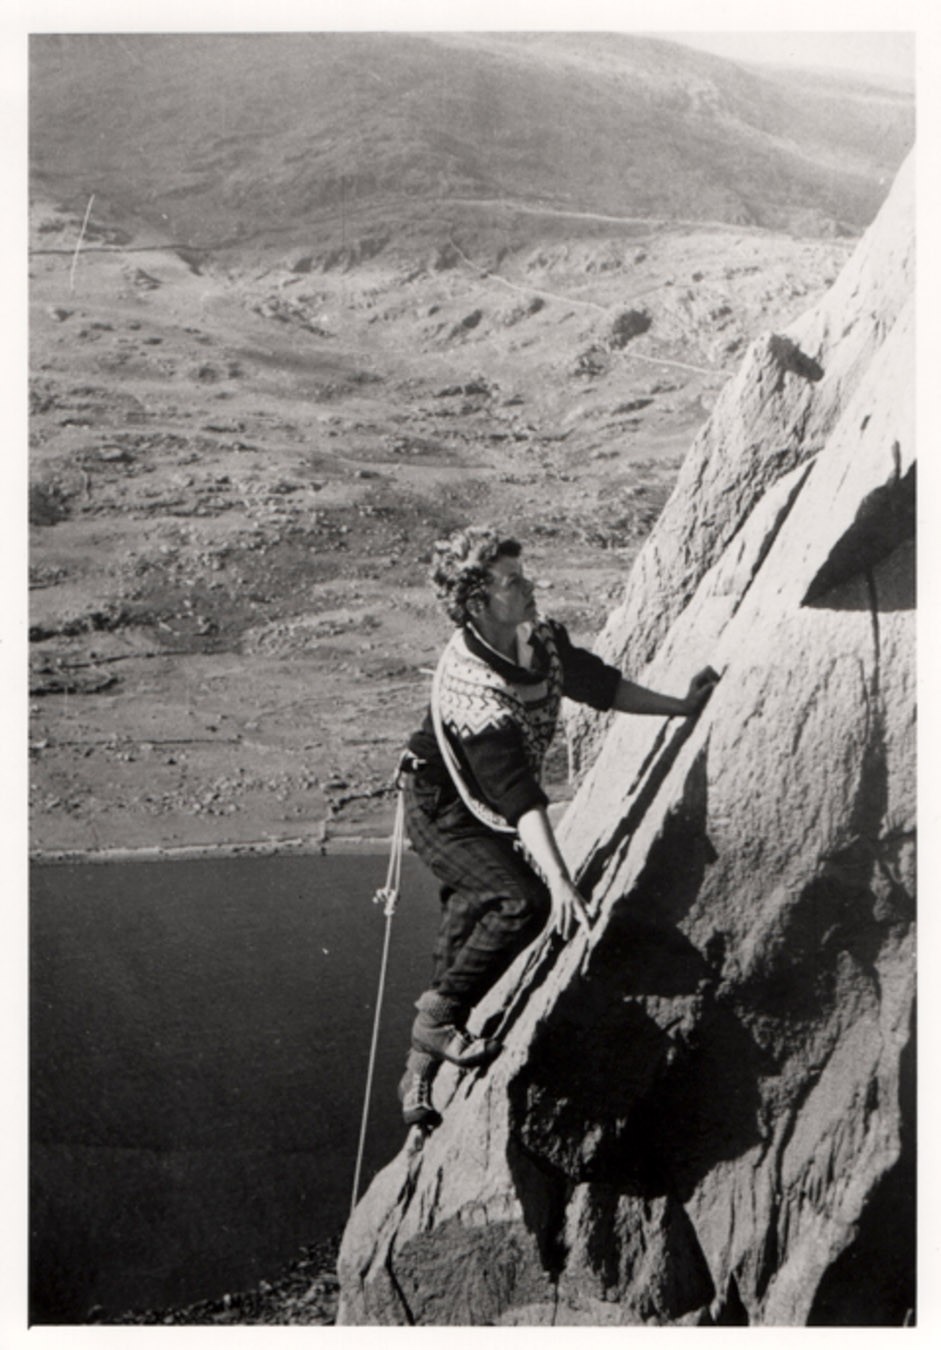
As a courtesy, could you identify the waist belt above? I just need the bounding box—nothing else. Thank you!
[395,750,427,787]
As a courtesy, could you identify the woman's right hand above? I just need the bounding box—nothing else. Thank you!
[683,666,720,715]
[549,877,590,940]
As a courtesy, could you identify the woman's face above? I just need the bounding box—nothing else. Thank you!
[478,554,537,628]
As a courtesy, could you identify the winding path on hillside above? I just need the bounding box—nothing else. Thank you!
[445,232,733,379]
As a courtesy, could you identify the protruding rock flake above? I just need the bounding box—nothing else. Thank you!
[337,156,915,1325]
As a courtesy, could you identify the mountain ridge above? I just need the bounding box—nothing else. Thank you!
[30,32,913,257]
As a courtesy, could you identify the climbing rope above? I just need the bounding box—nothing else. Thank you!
[349,780,407,1216]
[430,632,515,835]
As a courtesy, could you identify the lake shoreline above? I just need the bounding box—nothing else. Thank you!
[29,798,572,865]
[30,832,398,865]
[96,1232,342,1327]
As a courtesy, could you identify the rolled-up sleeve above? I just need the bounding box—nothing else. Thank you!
[457,723,549,827]
[551,621,621,710]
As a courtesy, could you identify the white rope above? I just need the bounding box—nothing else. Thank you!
[349,786,406,1215]
[430,631,515,835]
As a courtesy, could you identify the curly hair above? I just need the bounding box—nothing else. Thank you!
[430,526,522,626]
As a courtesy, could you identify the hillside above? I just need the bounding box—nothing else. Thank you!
[28,32,913,857]
[30,32,913,255]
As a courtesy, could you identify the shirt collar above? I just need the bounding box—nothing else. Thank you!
[463,620,547,683]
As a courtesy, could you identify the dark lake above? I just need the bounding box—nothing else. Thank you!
[30,851,442,1324]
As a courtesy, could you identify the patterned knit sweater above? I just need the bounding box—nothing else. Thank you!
[407,618,621,829]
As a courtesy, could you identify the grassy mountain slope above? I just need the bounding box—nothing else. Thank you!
[28,34,913,859]
[30,32,913,253]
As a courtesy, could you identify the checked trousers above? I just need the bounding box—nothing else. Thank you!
[403,777,551,1009]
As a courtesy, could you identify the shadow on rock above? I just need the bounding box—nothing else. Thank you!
[506,931,766,1202]
[803,466,914,610]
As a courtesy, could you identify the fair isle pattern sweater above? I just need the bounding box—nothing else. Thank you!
[408,618,621,830]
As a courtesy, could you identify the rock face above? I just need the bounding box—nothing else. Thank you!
[336,155,915,1327]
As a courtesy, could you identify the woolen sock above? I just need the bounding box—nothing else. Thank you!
[414,988,465,1024]
[403,1047,437,1080]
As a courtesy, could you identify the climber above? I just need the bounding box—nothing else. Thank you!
[397,526,718,1129]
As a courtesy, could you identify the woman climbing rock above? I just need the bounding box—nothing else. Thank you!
[397,526,718,1128]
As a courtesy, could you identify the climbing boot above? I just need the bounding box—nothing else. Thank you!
[398,1066,442,1130]
[410,991,501,1069]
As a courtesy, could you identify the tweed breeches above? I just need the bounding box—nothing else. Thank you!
[403,778,550,1007]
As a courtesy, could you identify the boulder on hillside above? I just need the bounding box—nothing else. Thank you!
[608,307,652,347]
[336,152,915,1327]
